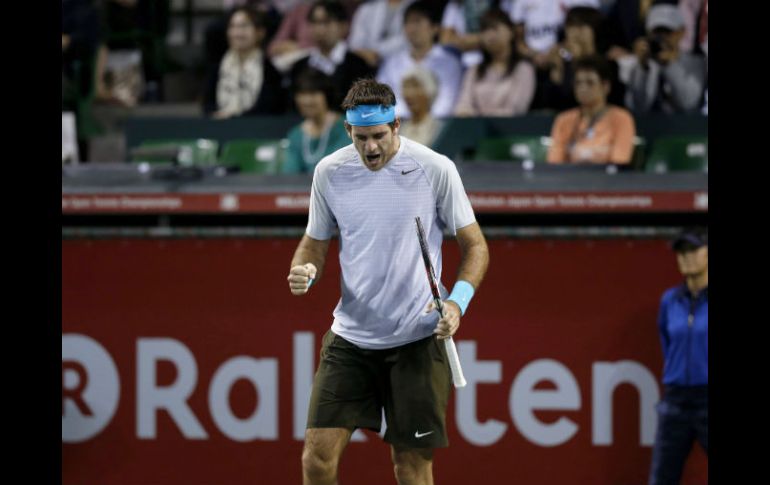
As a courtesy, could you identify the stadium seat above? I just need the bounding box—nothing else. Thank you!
[645,136,708,173]
[130,139,219,166]
[473,136,551,163]
[219,139,287,174]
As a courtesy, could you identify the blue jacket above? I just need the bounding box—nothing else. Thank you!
[658,284,708,386]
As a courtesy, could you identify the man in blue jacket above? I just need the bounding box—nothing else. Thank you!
[649,227,708,485]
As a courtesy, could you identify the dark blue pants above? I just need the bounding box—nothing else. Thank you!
[649,385,708,485]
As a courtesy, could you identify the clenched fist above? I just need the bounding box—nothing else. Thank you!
[287,263,318,295]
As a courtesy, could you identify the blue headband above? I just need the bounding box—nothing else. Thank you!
[345,104,396,126]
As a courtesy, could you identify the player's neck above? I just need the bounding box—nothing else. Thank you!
[385,134,401,163]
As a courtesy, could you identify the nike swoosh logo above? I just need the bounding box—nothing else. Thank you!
[361,112,377,118]
[401,168,418,175]
[414,430,434,438]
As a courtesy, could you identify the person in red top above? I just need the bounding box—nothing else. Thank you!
[547,54,636,165]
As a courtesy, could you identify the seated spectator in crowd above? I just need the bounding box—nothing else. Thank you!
[270,0,306,15]
[439,0,496,67]
[604,0,653,63]
[268,0,363,72]
[203,6,286,118]
[289,0,374,112]
[677,0,707,55]
[547,55,636,165]
[541,6,624,111]
[624,4,706,114]
[377,0,462,119]
[267,0,316,71]
[205,1,282,71]
[102,0,171,101]
[62,0,102,112]
[282,69,350,173]
[399,66,444,147]
[454,8,535,117]
[508,0,600,69]
[348,0,415,67]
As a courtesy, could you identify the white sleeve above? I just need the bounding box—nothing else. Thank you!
[376,55,395,86]
[441,2,465,33]
[305,164,336,240]
[511,0,526,23]
[347,4,371,50]
[435,158,476,234]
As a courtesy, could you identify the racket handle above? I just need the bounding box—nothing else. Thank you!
[444,336,467,388]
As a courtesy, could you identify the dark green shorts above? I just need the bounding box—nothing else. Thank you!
[306,330,452,449]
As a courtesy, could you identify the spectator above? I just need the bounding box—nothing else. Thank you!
[454,7,535,117]
[377,0,462,119]
[439,0,496,67]
[204,1,282,73]
[348,0,416,67]
[547,55,635,165]
[624,4,706,114]
[269,0,364,72]
[677,0,707,55]
[268,0,305,15]
[508,0,600,68]
[203,7,286,118]
[399,66,444,147]
[101,0,171,101]
[541,6,624,111]
[289,1,374,112]
[282,69,350,173]
[62,0,102,111]
[605,0,658,62]
[267,0,315,71]
[648,227,708,484]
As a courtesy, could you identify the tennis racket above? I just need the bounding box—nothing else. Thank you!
[415,216,467,388]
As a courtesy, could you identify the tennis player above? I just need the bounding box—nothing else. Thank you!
[286,78,489,485]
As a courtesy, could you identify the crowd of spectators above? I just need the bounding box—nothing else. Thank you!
[63,0,708,166]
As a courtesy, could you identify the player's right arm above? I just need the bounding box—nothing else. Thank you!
[287,234,331,295]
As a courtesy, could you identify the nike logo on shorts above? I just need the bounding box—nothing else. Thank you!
[414,430,434,438]
[401,168,418,175]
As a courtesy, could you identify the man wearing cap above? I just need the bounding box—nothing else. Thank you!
[286,78,489,485]
[648,227,708,484]
[625,4,706,114]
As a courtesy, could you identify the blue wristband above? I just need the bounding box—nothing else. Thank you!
[447,280,475,316]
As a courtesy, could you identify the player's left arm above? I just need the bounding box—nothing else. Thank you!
[434,222,490,339]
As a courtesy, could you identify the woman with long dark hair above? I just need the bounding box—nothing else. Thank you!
[203,6,286,118]
[453,7,535,117]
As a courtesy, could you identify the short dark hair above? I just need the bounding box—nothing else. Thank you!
[573,55,612,83]
[341,78,396,111]
[307,0,348,23]
[228,6,267,31]
[293,68,336,108]
[564,6,603,30]
[404,0,442,26]
[564,6,608,53]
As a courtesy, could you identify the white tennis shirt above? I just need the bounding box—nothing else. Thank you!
[306,136,476,349]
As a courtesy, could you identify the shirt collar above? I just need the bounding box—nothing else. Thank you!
[677,282,708,301]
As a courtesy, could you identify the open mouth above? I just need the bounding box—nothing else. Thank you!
[365,153,380,163]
